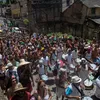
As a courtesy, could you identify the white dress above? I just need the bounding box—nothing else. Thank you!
[44,94,49,100]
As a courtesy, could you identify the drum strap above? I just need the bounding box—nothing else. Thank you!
[73,83,85,97]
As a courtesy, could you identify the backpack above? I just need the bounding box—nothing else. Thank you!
[65,84,73,96]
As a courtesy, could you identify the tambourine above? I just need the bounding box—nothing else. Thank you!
[84,79,93,90]
[41,75,48,81]
[89,64,98,71]
[82,96,93,100]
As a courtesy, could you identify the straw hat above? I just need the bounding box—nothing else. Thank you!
[19,59,30,67]
[14,83,27,93]
[71,76,82,83]
[6,62,13,68]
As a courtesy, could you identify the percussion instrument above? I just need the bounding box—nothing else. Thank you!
[89,64,98,71]
[41,75,48,81]
[88,74,94,81]
[84,79,93,90]
[82,96,93,100]
[69,64,75,74]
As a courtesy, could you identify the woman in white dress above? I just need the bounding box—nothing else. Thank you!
[37,80,52,100]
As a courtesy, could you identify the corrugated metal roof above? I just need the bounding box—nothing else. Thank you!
[90,18,100,24]
[81,0,100,8]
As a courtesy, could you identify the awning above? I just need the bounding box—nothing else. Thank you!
[90,18,100,24]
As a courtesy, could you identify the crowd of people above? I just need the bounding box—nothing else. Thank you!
[0,32,100,100]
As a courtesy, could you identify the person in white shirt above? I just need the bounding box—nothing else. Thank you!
[5,63,19,89]
[63,76,84,100]
[72,48,78,66]
[37,59,45,79]
[72,48,78,60]
[66,50,72,65]
[85,49,92,60]
[41,54,50,74]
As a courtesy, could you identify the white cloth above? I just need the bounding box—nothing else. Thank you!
[95,77,100,99]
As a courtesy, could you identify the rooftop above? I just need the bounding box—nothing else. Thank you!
[81,0,100,8]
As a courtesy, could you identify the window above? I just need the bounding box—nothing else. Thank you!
[91,8,96,14]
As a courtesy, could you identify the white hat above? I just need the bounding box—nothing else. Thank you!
[32,46,34,49]
[71,76,82,83]
[75,58,81,63]
[89,64,98,71]
[19,59,30,67]
[62,54,67,60]
[69,64,75,69]
[28,42,32,46]
[39,59,43,64]
[57,59,60,64]
[84,44,90,49]
[60,68,66,72]
[6,63,13,68]
[81,58,86,61]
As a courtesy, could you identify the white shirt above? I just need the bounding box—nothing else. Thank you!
[72,50,78,59]
[0,54,2,59]
[85,52,91,60]
[66,54,72,64]
[41,56,49,66]
[38,64,45,75]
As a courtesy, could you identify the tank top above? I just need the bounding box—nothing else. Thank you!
[44,94,49,100]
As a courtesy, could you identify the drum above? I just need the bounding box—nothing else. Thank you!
[41,75,48,81]
[89,64,98,71]
[82,96,93,100]
[69,64,75,74]
[84,79,93,90]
